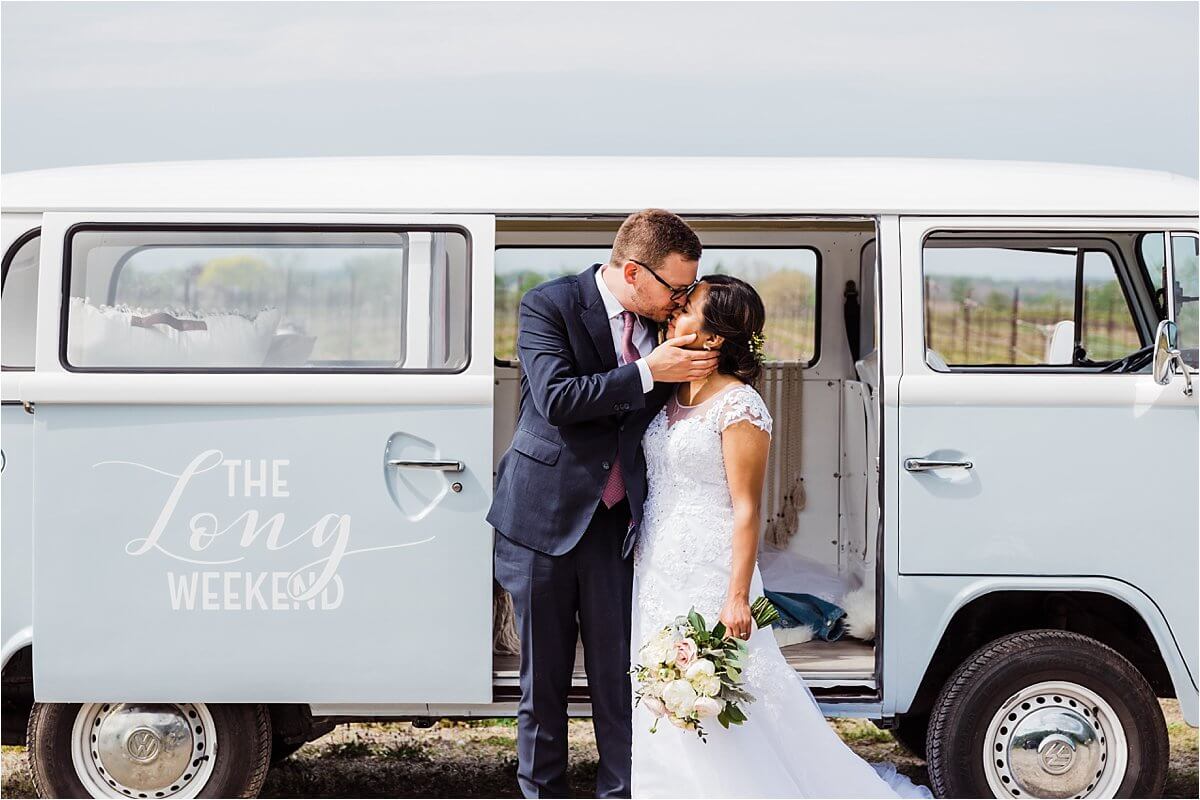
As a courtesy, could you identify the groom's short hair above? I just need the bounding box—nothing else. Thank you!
[611,208,702,269]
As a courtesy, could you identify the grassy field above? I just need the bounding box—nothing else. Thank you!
[2,700,1194,798]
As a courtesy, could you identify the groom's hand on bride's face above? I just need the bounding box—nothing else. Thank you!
[645,334,719,383]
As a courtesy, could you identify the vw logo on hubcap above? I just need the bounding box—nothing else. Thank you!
[124,727,162,763]
[1037,733,1076,775]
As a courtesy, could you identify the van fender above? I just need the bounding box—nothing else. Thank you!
[2,626,32,673]
[885,575,1197,726]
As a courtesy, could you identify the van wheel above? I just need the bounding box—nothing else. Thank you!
[27,702,272,799]
[926,629,1167,799]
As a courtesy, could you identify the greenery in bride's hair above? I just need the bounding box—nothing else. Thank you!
[748,332,768,364]
[631,597,782,740]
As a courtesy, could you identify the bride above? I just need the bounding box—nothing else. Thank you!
[630,275,932,799]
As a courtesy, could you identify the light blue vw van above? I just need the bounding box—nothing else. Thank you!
[2,156,1197,798]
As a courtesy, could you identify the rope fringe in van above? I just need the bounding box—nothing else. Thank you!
[493,582,521,655]
[763,364,805,548]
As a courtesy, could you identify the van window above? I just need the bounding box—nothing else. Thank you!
[1172,233,1198,367]
[1138,232,1167,310]
[923,236,1142,369]
[494,247,820,365]
[1,231,40,370]
[495,247,609,362]
[63,227,469,371]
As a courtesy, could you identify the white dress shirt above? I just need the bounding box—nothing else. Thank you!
[595,265,655,393]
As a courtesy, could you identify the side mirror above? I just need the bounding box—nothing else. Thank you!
[1153,319,1193,395]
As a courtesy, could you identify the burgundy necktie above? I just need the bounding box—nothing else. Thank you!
[601,311,640,508]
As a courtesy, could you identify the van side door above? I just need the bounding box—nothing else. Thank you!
[26,212,496,704]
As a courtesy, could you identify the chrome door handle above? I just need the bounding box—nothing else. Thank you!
[904,457,973,472]
[388,459,465,472]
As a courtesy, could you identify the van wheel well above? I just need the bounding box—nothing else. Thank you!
[1,645,33,746]
[3,657,331,754]
[905,591,1174,716]
[266,704,335,762]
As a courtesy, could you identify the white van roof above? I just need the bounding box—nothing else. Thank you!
[1,156,1196,217]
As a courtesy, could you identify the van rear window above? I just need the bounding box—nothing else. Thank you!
[61,226,470,372]
[1,231,39,370]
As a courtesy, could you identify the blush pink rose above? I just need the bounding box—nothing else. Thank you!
[674,638,699,669]
[641,696,668,718]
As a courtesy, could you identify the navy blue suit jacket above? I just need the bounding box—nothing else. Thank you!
[487,264,673,558]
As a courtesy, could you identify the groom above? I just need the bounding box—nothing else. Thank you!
[488,209,715,798]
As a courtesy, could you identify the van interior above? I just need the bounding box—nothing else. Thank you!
[490,218,883,703]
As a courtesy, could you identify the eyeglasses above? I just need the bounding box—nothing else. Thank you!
[628,258,700,301]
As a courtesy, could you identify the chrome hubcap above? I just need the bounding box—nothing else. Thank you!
[983,681,1127,798]
[71,703,216,798]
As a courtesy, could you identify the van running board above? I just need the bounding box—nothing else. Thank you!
[491,681,879,704]
[493,637,877,699]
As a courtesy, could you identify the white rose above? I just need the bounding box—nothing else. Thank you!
[661,679,697,714]
[641,695,668,718]
[684,659,716,681]
[693,696,724,719]
[695,675,722,697]
[639,643,667,666]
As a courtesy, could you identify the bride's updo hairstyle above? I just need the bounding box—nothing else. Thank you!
[698,274,767,386]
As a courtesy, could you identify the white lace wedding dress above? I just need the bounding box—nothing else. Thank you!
[631,382,932,799]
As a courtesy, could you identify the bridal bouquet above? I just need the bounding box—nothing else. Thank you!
[632,597,780,740]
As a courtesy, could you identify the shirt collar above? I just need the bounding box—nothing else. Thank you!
[594,264,628,321]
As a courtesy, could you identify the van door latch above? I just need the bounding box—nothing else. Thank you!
[387,459,465,472]
[904,457,973,472]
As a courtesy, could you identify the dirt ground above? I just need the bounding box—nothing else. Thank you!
[2,700,1195,798]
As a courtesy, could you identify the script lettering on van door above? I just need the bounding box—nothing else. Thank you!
[96,449,434,611]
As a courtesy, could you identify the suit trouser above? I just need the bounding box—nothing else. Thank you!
[494,498,634,799]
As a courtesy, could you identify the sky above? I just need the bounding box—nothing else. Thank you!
[1,1,1197,176]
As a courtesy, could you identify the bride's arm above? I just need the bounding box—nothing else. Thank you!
[719,420,771,639]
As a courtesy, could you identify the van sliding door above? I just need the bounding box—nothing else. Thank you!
[26,212,496,704]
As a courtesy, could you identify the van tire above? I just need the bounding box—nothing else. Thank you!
[27,702,272,798]
[926,629,1167,799]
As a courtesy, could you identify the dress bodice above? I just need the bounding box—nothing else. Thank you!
[634,382,773,631]
[643,382,773,510]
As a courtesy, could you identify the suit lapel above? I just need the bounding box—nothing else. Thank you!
[578,264,619,371]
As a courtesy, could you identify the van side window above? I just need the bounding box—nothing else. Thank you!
[1,231,40,370]
[1137,232,1167,315]
[1171,233,1198,368]
[64,227,469,372]
[495,247,820,365]
[922,235,1143,369]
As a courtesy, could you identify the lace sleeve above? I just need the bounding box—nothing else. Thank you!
[718,385,773,437]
